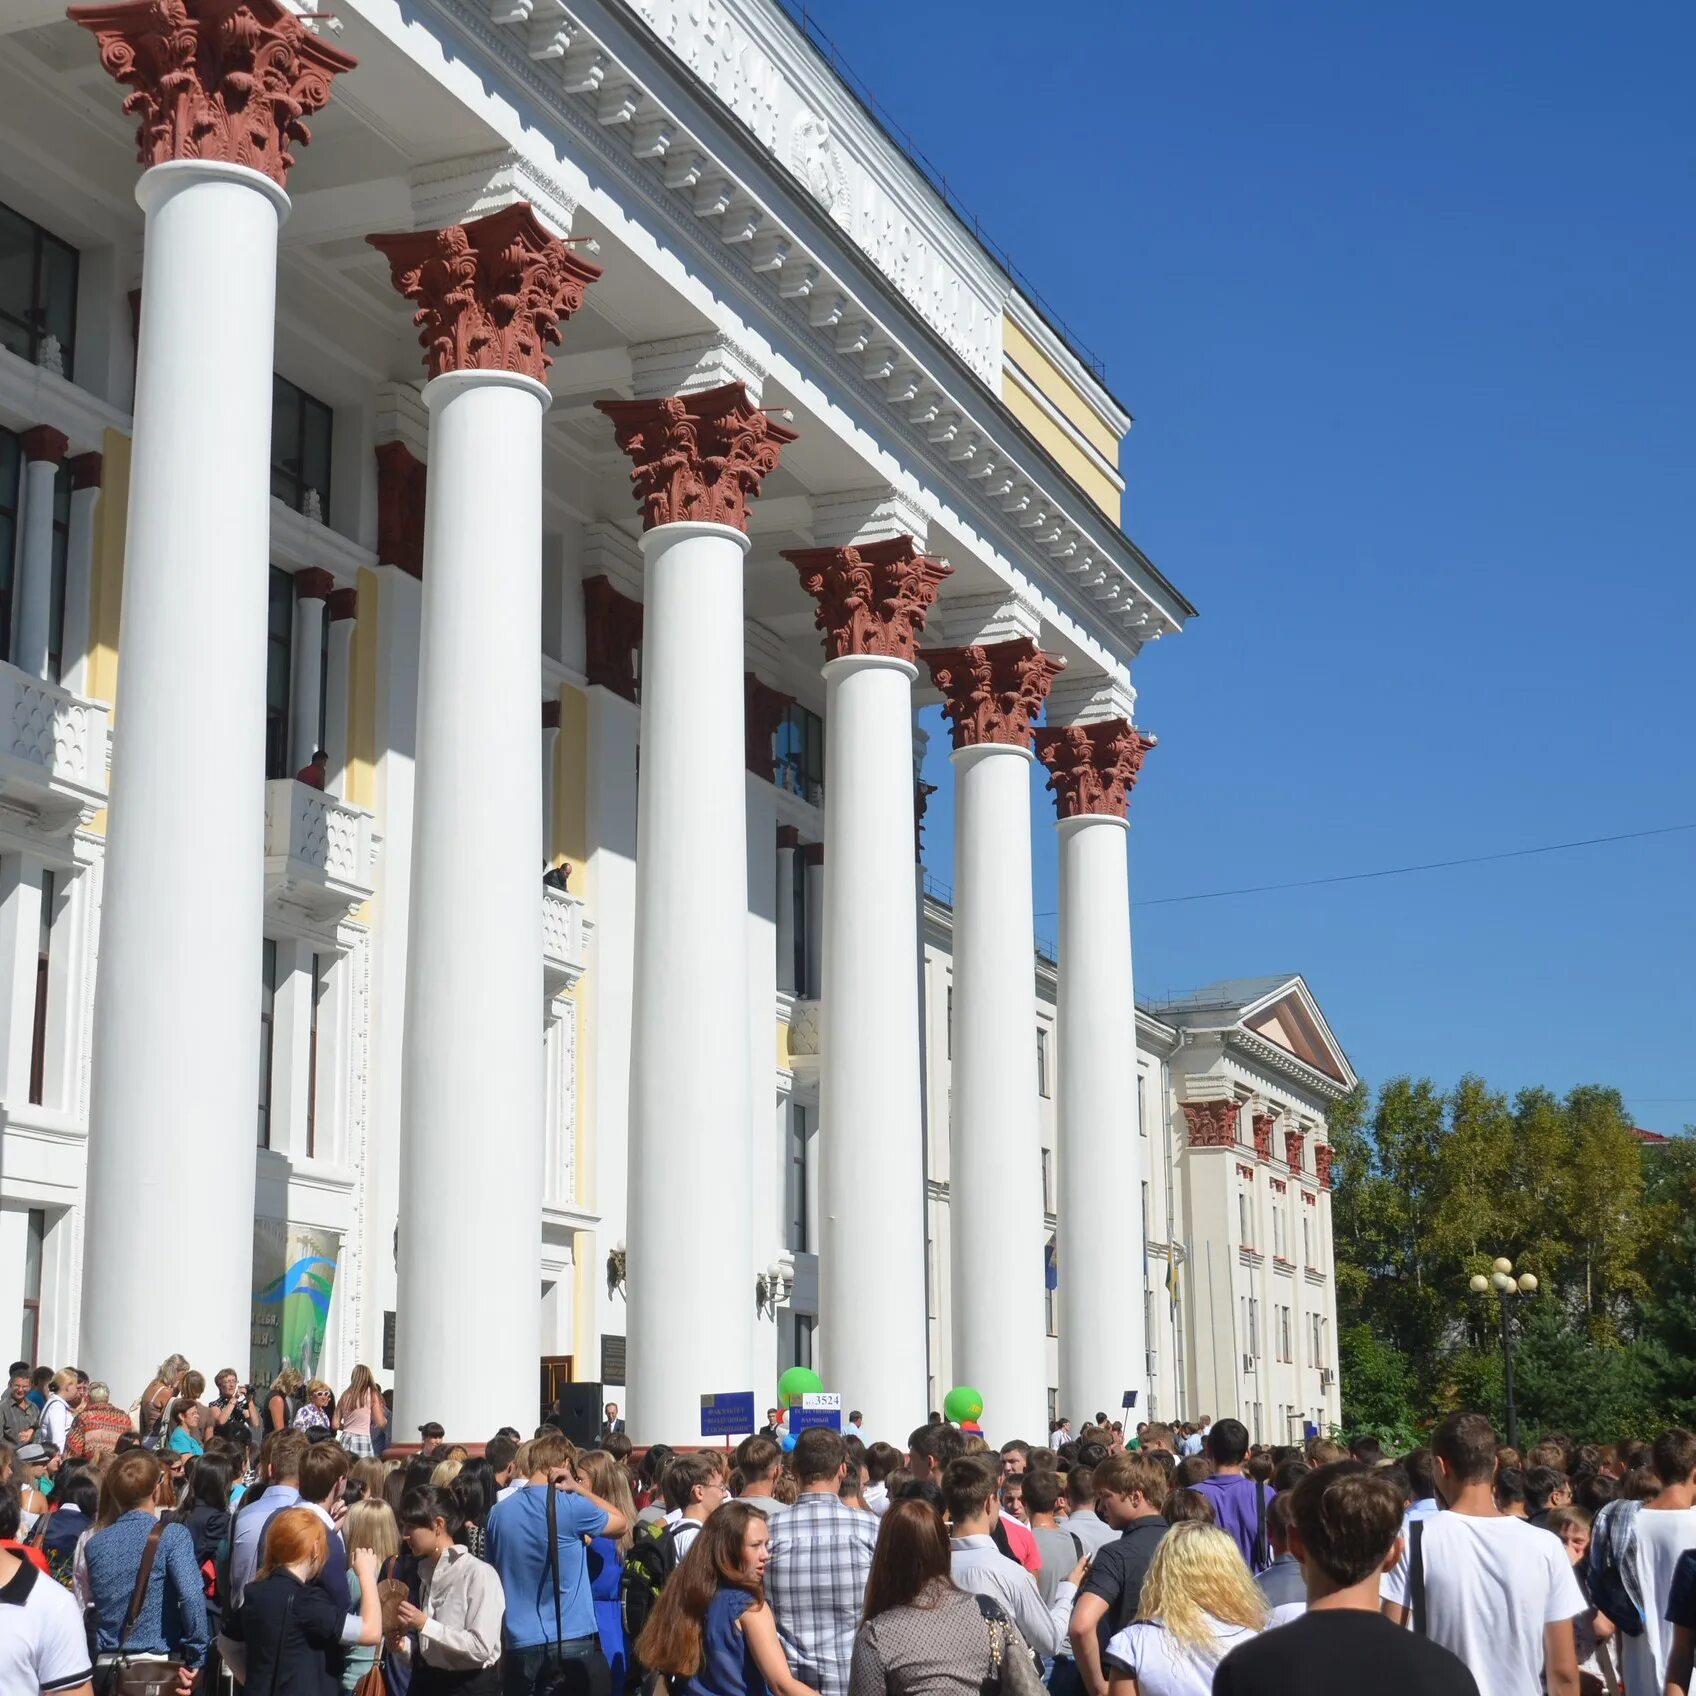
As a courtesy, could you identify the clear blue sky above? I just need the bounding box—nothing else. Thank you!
[814,0,1696,1124]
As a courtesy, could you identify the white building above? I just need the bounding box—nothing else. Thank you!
[0,0,1333,1446]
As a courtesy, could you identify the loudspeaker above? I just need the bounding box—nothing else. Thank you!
[550,1381,603,1446]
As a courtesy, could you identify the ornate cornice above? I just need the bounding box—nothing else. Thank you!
[1032,717,1155,819]
[744,672,792,779]
[374,440,426,579]
[782,535,951,663]
[1227,1027,1351,1104]
[68,0,357,188]
[595,381,797,533]
[582,574,643,701]
[1182,1099,1239,1150]
[368,202,603,383]
[923,637,1064,750]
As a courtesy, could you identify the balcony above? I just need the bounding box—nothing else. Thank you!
[0,664,108,840]
[542,884,590,1001]
[263,779,377,946]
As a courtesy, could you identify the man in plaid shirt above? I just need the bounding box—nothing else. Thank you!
[766,1427,879,1696]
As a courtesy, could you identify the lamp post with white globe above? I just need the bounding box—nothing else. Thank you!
[1468,1256,1539,1450]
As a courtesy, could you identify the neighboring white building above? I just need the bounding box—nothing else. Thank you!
[910,900,1354,1442]
[0,0,1239,1443]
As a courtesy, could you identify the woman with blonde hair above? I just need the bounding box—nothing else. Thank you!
[1103,1521,1267,1696]
[265,1366,305,1435]
[340,1497,401,1692]
[136,1353,189,1443]
[336,1364,388,1458]
[576,1449,639,1687]
[292,1380,336,1434]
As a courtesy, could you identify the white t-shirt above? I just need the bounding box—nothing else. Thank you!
[0,1557,93,1693]
[1623,1503,1696,1696]
[1380,1512,1584,1696]
[1103,1616,1259,1696]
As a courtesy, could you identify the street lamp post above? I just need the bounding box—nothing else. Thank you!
[1468,1256,1539,1450]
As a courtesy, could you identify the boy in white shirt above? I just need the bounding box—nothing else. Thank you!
[1381,1411,1582,1696]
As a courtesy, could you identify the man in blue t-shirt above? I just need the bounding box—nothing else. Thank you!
[487,1432,628,1696]
[1191,1419,1274,1572]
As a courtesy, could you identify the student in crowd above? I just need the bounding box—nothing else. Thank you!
[227,1507,383,1693]
[1215,1463,1480,1696]
[734,1436,790,1522]
[485,1431,627,1696]
[65,1382,130,1464]
[1256,1491,1306,1613]
[229,1430,310,1605]
[39,1466,97,1591]
[665,1456,730,1564]
[264,1367,305,1437]
[942,1455,1079,1658]
[863,1445,901,1518]
[1020,1466,1081,1606]
[1380,1412,1582,1696]
[337,1365,389,1459]
[82,1448,209,1680]
[1608,1425,1696,1696]
[1544,1504,1616,1694]
[638,1501,818,1696]
[0,1479,91,1695]
[1069,1453,1170,1696]
[136,1356,188,1446]
[393,1485,507,1695]
[573,1448,637,1691]
[1100,1521,1265,1696]
[1063,1466,1118,1556]
[341,1497,401,1695]
[1162,1490,1213,1528]
[299,1440,355,1617]
[37,1373,78,1455]
[766,1428,880,1696]
[1189,1421,1273,1573]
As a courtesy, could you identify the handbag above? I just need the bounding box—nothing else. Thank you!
[356,1555,402,1696]
[94,1520,184,1696]
[972,1595,1047,1696]
[535,1485,583,1696]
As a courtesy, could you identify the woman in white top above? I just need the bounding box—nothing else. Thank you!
[393,1484,506,1696]
[1103,1522,1267,1696]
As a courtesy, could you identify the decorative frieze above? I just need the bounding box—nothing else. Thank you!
[924,638,1064,751]
[783,536,950,663]
[595,382,796,532]
[1033,718,1155,819]
[69,0,357,188]
[1183,1099,1239,1150]
[582,575,643,701]
[368,203,603,383]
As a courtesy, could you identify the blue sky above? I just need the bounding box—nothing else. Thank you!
[816,0,1696,1124]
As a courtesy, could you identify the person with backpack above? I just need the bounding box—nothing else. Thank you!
[485,1432,627,1696]
[1188,1421,1273,1574]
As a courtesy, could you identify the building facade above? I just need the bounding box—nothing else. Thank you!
[0,0,1252,1443]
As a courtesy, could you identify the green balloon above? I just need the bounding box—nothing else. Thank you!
[778,1366,823,1407]
[943,1385,984,1424]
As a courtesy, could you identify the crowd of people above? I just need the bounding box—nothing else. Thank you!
[4,1356,1696,1696]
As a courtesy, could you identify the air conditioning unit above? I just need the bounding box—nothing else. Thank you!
[1242,1353,1256,1374]
[1320,1367,1335,1388]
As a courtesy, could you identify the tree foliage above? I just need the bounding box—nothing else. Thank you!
[1335,1075,1689,1439]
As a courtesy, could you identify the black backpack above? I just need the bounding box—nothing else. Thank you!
[622,1520,686,1663]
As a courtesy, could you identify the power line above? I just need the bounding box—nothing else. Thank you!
[1028,822,1696,916]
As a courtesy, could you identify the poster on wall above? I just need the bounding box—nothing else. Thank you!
[251,1219,340,1388]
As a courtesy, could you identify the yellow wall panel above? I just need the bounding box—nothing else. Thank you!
[554,682,588,884]
[345,567,381,812]
[1003,316,1123,463]
[1002,380,1122,521]
[87,427,131,710]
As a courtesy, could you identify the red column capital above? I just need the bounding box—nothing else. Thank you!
[20,427,69,466]
[327,587,358,622]
[1315,1145,1334,1189]
[368,203,602,384]
[1183,1099,1241,1149]
[782,536,951,663]
[68,0,357,189]
[1032,717,1155,820]
[1285,1130,1307,1173]
[293,567,334,602]
[595,383,797,533]
[923,638,1065,751]
[69,452,105,491]
[1252,1113,1276,1161]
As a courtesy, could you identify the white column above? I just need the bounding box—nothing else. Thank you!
[15,431,66,681]
[949,739,1049,1441]
[395,368,548,1437]
[59,456,101,700]
[0,855,45,1103]
[802,848,824,999]
[747,778,781,1404]
[626,519,753,1441]
[817,653,928,1440]
[290,571,329,770]
[323,589,356,797]
[774,830,798,995]
[1054,811,1142,1418]
[83,159,290,1395]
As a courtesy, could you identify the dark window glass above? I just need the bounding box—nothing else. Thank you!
[775,703,825,804]
[0,428,19,665]
[28,870,53,1107]
[270,373,333,517]
[0,200,78,379]
[20,1208,43,1365]
[306,952,325,1158]
[265,567,294,779]
[258,938,278,1148]
[46,464,69,683]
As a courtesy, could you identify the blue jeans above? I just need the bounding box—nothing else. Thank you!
[502,1637,610,1696]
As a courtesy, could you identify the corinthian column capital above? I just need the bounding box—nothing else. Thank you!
[923,638,1065,750]
[783,536,951,664]
[1033,718,1156,819]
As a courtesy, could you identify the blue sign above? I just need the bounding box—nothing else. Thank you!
[700,1392,757,1438]
[791,1406,842,1433]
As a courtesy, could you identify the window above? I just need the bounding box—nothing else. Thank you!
[306,952,325,1158]
[270,373,334,517]
[19,1208,44,1364]
[1048,1387,1058,1424]
[775,703,825,804]
[1238,1191,1251,1250]
[1036,1026,1049,1097]
[785,1105,809,1253]
[790,1312,815,1369]
[258,939,278,1148]
[786,845,807,992]
[0,200,79,378]
[1272,1203,1284,1260]
[945,985,952,1059]
[266,568,295,779]
[44,465,69,683]
[1141,1180,1151,1246]
[1279,1305,1292,1362]
[28,870,53,1106]
[0,431,71,679]
[1138,1073,1148,1137]
[1303,1215,1313,1269]
[1040,1148,1054,1214]
[1310,1312,1325,1367]
[1248,1296,1261,1357]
